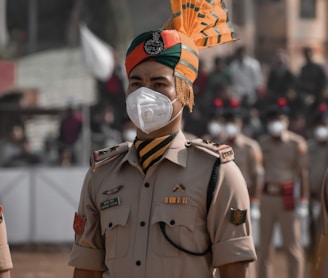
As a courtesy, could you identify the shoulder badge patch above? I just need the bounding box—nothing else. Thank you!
[217,145,234,163]
[90,142,131,171]
[186,139,234,163]
[73,212,86,235]
[230,208,247,225]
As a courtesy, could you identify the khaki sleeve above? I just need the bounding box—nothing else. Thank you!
[68,170,106,272]
[297,137,308,170]
[207,161,257,267]
[0,217,13,271]
[249,142,264,179]
[321,169,328,236]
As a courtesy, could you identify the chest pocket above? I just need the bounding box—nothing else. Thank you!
[150,205,200,257]
[101,205,130,259]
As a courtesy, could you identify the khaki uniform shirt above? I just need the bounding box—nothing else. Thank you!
[258,130,308,183]
[69,131,256,278]
[308,140,328,199]
[0,214,13,271]
[312,169,328,277]
[229,133,264,190]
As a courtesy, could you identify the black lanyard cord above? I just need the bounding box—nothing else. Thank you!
[159,221,211,256]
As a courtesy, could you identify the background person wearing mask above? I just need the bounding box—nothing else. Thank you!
[68,0,257,277]
[257,98,309,278]
[307,103,328,257]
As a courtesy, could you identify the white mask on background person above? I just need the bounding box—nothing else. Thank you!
[313,125,328,141]
[208,121,223,137]
[122,128,137,142]
[267,120,286,137]
[126,87,181,134]
[225,123,240,139]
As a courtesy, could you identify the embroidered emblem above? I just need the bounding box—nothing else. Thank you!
[144,32,165,56]
[172,184,185,193]
[230,208,247,225]
[102,185,124,195]
[101,197,120,210]
[73,212,86,235]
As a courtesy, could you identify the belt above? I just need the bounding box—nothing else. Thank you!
[263,183,282,196]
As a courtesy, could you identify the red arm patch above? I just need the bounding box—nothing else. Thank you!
[73,212,86,235]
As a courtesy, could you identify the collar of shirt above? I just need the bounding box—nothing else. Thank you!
[120,130,188,171]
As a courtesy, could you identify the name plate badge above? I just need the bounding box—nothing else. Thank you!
[101,197,120,210]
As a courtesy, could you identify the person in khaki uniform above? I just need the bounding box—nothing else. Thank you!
[0,205,13,278]
[68,1,257,277]
[257,98,309,278]
[312,168,328,277]
[221,98,264,203]
[307,104,328,256]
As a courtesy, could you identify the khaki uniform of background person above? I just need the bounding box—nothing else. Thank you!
[312,168,328,277]
[68,0,257,277]
[219,98,264,278]
[257,98,309,278]
[0,205,13,278]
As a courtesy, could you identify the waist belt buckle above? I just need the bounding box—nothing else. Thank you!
[267,183,281,195]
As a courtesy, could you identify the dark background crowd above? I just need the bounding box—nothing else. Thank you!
[0,44,327,168]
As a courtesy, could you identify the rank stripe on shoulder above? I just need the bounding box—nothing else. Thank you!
[186,139,234,163]
[90,142,131,171]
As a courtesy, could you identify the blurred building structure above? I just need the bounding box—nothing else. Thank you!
[0,0,327,160]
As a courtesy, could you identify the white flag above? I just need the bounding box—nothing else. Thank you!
[0,0,8,49]
[80,23,114,81]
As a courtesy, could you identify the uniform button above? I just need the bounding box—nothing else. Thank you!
[136,260,141,266]
[170,220,175,225]
[144,182,150,188]
[140,221,146,226]
[108,222,113,228]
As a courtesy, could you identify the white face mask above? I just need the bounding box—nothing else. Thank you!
[126,87,181,134]
[208,121,223,137]
[225,123,240,139]
[267,120,286,137]
[122,128,137,142]
[314,125,328,141]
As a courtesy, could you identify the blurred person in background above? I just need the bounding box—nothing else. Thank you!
[205,56,231,106]
[0,124,40,167]
[257,98,309,278]
[202,98,226,144]
[90,104,122,151]
[312,168,328,277]
[229,45,264,108]
[222,98,264,211]
[307,103,328,257]
[296,46,327,117]
[0,205,13,278]
[266,49,296,101]
[58,104,82,166]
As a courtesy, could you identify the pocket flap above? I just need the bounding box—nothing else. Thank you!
[151,205,197,231]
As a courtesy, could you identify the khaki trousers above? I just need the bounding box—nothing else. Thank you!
[258,195,305,278]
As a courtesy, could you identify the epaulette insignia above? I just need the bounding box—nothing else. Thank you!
[217,144,234,163]
[90,142,131,171]
[186,139,234,163]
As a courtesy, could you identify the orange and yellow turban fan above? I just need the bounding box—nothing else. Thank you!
[125,0,236,111]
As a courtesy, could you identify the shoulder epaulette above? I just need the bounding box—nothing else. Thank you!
[186,139,234,163]
[90,142,131,171]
